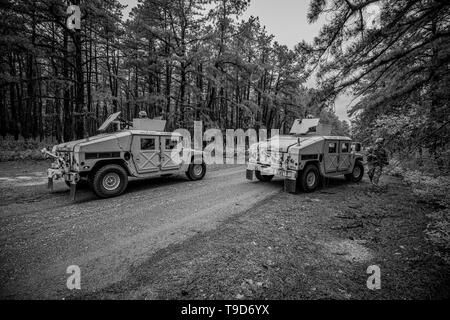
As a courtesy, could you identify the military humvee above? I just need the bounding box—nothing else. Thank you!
[43,112,206,199]
[246,118,364,193]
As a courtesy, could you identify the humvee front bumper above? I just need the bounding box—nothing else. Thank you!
[246,164,297,180]
[47,168,80,190]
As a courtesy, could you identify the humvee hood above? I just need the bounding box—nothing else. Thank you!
[256,135,327,153]
[258,135,299,153]
[55,133,122,152]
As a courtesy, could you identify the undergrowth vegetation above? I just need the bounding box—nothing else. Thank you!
[389,161,450,265]
[0,137,53,162]
[403,171,450,264]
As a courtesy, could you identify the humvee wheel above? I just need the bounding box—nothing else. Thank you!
[255,171,274,182]
[92,164,128,198]
[345,160,364,183]
[186,162,206,181]
[65,180,89,189]
[300,164,320,192]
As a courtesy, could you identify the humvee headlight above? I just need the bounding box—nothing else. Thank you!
[288,156,298,169]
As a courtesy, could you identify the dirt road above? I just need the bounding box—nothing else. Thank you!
[0,161,281,299]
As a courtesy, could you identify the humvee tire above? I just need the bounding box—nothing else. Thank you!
[92,164,128,198]
[255,171,274,182]
[345,160,364,183]
[65,180,89,189]
[186,162,207,181]
[299,164,320,192]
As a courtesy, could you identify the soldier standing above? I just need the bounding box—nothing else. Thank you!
[367,138,388,187]
[138,110,148,119]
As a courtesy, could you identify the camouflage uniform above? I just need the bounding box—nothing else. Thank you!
[367,142,388,186]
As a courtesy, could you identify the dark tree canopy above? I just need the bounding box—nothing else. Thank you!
[0,0,350,143]
[301,0,450,156]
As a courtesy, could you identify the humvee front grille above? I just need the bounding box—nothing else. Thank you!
[85,152,121,160]
[55,151,72,166]
[259,151,284,167]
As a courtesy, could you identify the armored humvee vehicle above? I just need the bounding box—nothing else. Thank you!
[42,112,206,200]
[246,118,364,193]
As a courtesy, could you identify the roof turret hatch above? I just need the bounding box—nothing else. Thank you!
[290,118,332,136]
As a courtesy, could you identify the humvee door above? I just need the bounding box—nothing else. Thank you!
[160,135,183,171]
[338,141,352,171]
[132,136,161,173]
[325,140,339,173]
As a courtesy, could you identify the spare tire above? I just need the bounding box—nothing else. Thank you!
[255,171,274,182]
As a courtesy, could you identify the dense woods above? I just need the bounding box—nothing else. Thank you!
[0,0,349,144]
[301,0,450,162]
[1,0,449,165]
